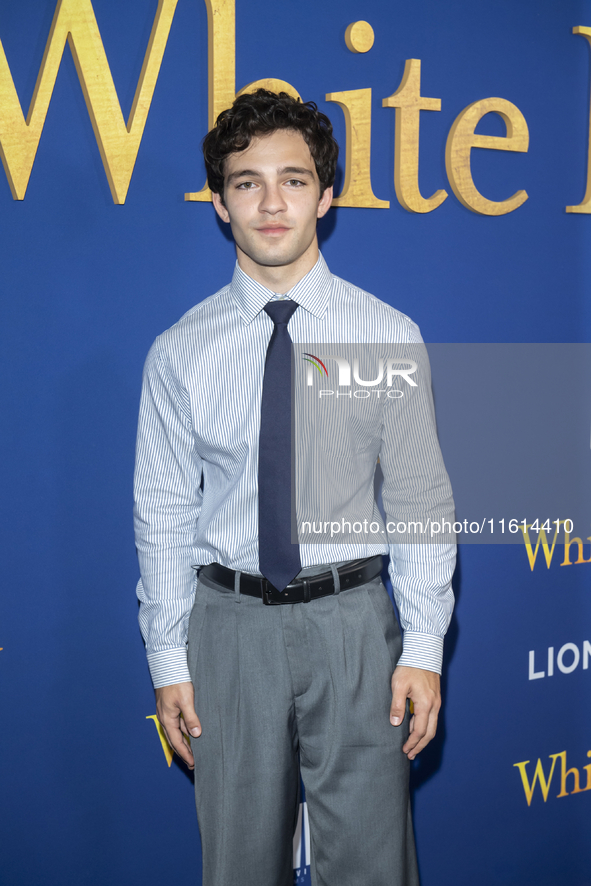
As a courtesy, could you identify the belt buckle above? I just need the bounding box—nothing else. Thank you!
[262,579,306,605]
[262,580,273,605]
[262,580,283,605]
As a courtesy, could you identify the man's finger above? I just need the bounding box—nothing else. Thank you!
[180,706,202,739]
[180,710,202,739]
[160,714,196,768]
[405,706,439,759]
[403,706,431,757]
[389,680,408,726]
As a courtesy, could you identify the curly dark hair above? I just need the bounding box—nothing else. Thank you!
[202,89,339,199]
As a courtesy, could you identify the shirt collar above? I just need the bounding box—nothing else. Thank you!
[229,252,333,325]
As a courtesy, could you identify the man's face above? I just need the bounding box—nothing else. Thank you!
[212,129,333,273]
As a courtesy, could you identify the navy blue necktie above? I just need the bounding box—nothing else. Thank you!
[258,299,301,592]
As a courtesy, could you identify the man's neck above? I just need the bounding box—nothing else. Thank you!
[236,239,319,294]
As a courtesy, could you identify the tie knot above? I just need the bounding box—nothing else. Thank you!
[264,299,298,326]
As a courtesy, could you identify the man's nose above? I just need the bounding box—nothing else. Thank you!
[259,182,287,214]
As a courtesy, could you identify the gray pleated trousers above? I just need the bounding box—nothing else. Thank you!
[188,565,419,886]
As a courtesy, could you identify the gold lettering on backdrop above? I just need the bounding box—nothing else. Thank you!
[146,715,174,767]
[445,97,529,215]
[520,520,591,570]
[514,749,591,804]
[0,2,543,215]
[236,80,300,101]
[561,530,591,565]
[0,0,178,203]
[513,754,562,806]
[555,750,591,797]
[185,0,235,202]
[566,27,591,213]
[325,89,389,208]
[382,60,447,213]
[519,521,563,571]
[345,21,375,55]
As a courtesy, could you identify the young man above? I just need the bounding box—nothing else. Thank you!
[134,89,456,886]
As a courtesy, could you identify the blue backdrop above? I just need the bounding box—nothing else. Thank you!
[1,1,590,884]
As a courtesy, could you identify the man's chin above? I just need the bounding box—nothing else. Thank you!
[256,254,299,268]
[237,240,313,270]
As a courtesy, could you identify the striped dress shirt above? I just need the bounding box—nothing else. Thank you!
[134,254,456,688]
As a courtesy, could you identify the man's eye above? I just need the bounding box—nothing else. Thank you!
[237,181,256,189]
[286,179,304,187]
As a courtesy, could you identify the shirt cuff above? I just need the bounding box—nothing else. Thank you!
[397,632,444,675]
[147,648,191,689]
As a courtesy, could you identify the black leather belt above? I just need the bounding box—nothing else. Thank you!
[200,556,383,605]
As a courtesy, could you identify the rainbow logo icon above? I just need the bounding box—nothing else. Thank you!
[302,353,328,377]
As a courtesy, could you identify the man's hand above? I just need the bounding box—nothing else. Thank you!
[390,665,441,760]
[155,681,201,770]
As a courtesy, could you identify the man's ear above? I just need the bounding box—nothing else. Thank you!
[212,190,230,223]
[317,185,333,219]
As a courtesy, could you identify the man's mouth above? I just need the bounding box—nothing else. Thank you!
[257,226,290,235]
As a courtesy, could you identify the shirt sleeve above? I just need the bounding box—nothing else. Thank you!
[379,321,456,675]
[134,338,203,688]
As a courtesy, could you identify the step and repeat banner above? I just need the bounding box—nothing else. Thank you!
[1,1,590,884]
